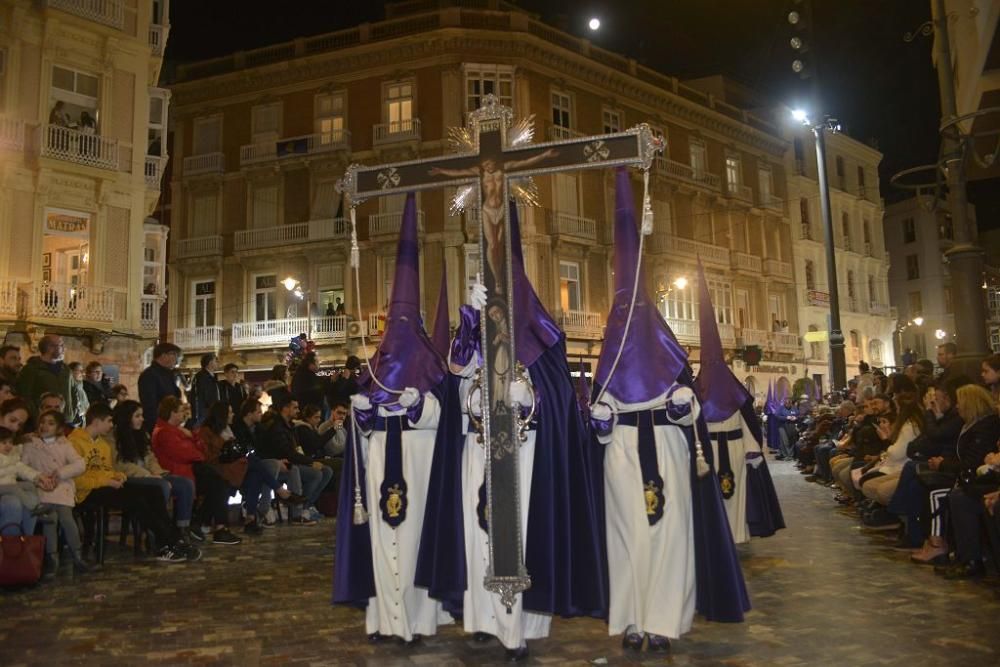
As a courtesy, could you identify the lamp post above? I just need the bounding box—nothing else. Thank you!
[794,110,847,391]
[283,276,312,342]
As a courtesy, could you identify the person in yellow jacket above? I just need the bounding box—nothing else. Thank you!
[68,403,200,564]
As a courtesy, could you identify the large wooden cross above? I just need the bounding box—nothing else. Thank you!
[343,95,660,610]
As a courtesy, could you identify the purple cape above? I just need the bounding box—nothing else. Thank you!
[359,193,446,405]
[415,203,608,618]
[595,168,687,404]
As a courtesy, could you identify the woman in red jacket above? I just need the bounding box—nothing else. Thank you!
[152,396,241,545]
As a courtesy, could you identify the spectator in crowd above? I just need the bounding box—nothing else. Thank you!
[21,409,87,576]
[328,356,361,407]
[138,342,181,432]
[269,364,290,388]
[110,383,128,408]
[191,353,221,426]
[257,389,329,524]
[82,361,109,407]
[334,297,345,315]
[152,396,240,546]
[291,352,325,414]
[49,100,73,127]
[67,361,89,427]
[912,384,1000,564]
[805,400,855,483]
[219,363,248,416]
[198,400,303,535]
[0,344,22,386]
[0,425,48,518]
[901,347,916,367]
[73,402,199,564]
[325,301,335,317]
[36,392,73,435]
[0,399,36,536]
[293,402,346,499]
[0,378,14,405]
[112,400,195,537]
[982,353,1000,403]
[936,342,958,383]
[15,334,72,419]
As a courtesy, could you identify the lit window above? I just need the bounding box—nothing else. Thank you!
[464,64,513,112]
[315,92,346,144]
[559,261,581,312]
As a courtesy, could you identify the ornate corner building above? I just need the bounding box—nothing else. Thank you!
[165,1,848,397]
[0,0,170,386]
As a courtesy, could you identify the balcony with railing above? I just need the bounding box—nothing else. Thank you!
[653,156,721,192]
[48,0,125,29]
[368,211,425,237]
[738,328,770,348]
[648,235,730,267]
[718,322,737,347]
[763,258,793,281]
[548,211,597,242]
[373,119,421,146]
[144,156,166,189]
[40,125,119,170]
[731,251,762,273]
[240,130,351,166]
[805,289,830,307]
[760,193,785,213]
[556,309,603,339]
[26,282,116,323]
[149,23,166,56]
[232,315,349,348]
[547,125,584,141]
[176,235,223,259]
[665,317,699,345]
[725,181,753,204]
[368,312,387,336]
[173,326,223,352]
[0,279,18,317]
[183,152,225,175]
[140,296,160,332]
[0,117,25,152]
[235,218,349,252]
[769,331,800,354]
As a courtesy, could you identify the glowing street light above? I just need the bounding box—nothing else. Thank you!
[791,108,810,125]
[935,329,947,340]
[672,276,688,290]
[283,276,312,340]
[588,17,601,31]
[912,316,925,326]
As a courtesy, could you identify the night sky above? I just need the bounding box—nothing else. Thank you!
[165,0,941,203]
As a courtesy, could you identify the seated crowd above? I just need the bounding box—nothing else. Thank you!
[0,336,355,580]
[784,344,1000,581]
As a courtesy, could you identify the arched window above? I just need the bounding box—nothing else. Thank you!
[804,260,816,291]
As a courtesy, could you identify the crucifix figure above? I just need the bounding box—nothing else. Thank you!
[342,94,660,612]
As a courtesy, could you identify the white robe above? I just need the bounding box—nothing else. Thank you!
[707,412,753,545]
[456,361,552,649]
[362,395,452,640]
[598,388,696,640]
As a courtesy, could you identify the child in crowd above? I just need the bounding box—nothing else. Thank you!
[0,426,52,515]
[21,410,88,576]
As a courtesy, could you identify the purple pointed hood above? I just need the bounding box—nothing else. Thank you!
[361,193,446,403]
[595,168,687,404]
[431,269,450,358]
[694,261,752,422]
[508,201,563,367]
[764,381,775,415]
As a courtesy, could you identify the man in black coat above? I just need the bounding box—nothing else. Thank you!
[191,353,221,426]
[137,342,181,432]
[219,363,248,417]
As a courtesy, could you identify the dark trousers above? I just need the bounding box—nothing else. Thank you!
[241,455,281,519]
[193,463,231,528]
[81,484,179,548]
[949,487,985,562]
[888,461,926,548]
[814,443,837,481]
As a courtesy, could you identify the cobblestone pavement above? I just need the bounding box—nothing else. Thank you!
[3,460,1000,665]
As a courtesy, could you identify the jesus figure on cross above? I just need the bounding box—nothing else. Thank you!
[428,149,557,291]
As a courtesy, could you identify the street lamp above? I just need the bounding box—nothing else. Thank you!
[283,276,312,341]
[793,109,847,391]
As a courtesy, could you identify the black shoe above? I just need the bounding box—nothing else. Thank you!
[473,632,493,643]
[183,544,203,562]
[368,632,384,643]
[277,492,307,505]
[622,633,644,651]
[505,646,529,662]
[71,556,92,575]
[187,527,206,543]
[42,555,58,580]
[244,521,264,535]
[943,560,986,580]
[213,528,242,545]
[647,635,671,652]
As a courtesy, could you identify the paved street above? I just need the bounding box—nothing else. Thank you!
[3,460,1000,666]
